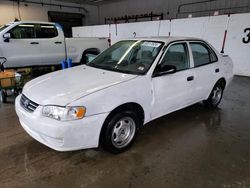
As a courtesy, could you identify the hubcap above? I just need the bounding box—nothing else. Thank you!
[111,117,136,148]
[212,86,222,105]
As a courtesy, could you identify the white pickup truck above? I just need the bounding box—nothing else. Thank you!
[0,21,109,69]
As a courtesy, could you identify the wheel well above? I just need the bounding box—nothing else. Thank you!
[99,103,145,146]
[216,78,226,89]
[80,48,100,64]
[106,103,145,125]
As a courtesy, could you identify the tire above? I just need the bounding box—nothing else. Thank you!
[203,83,224,108]
[101,111,140,154]
[0,90,7,103]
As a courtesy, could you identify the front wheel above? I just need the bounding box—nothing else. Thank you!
[101,111,139,153]
[203,83,224,108]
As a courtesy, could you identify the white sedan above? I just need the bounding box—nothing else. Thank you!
[15,37,234,153]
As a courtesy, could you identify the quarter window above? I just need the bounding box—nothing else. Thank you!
[190,42,218,67]
[9,24,35,39]
[37,24,58,38]
[160,43,189,71]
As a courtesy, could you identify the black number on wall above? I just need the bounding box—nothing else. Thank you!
[243,28,250,44]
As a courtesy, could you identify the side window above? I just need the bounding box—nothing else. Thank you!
[160,43,189,71]
[190,42,218,67]
[37,24,58,38]
[9,24,35,39]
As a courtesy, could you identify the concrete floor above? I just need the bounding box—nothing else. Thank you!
[0,76,250,188]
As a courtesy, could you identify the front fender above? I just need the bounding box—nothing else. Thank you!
[68,76,153,123]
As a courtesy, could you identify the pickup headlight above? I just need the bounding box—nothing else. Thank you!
[42,106,86,121]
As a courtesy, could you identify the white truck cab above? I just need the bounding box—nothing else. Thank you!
[0,21,109,69]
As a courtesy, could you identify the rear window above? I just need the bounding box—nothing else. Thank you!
[190,42,218,67]
[37,24,58,38]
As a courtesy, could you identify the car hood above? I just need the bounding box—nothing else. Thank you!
[23,65,137,106]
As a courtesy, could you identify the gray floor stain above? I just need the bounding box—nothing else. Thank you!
[0,76,250,188]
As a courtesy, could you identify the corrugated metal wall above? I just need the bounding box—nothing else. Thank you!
[99,0,250,24]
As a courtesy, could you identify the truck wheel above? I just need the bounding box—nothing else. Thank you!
[0,90,7,103]
[101,111,139,153]
[203,83,224,108]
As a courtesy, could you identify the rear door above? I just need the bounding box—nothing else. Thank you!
[2,23,42,68]
[188,41,220,101]
[37,24,65,65]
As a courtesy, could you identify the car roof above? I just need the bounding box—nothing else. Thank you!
[7,21,56,25]
[123,36,204,43]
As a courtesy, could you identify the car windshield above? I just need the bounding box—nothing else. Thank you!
[0,25,9,32]
[86,40,164,75]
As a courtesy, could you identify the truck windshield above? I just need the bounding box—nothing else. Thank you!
[0,25,9,32]
[87,40,164,75]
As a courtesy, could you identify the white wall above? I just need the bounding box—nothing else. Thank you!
[224,14,250,76]
[73,13,250,77]
[0,0,99,26]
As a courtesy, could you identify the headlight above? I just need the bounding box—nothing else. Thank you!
[42,106,86,121]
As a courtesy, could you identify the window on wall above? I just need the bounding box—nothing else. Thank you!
[9,24,35,39]
[190,42,218,67]
[37,24,58,38]
[160,43,189,71]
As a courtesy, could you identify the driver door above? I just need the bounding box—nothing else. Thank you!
[2,23,42,68]
[151,42,195,119]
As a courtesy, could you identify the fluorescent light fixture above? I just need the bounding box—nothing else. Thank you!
[19,24,35,27]
[41,25,54,29]
[92,0,103,3]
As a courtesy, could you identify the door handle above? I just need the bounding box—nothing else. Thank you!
[187,76,194,81]
[55,41,62,44]
[30,42,39,45]
[215,68,220,73]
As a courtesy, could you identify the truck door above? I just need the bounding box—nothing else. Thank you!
[2,23,42,68]
[37,24,65,65]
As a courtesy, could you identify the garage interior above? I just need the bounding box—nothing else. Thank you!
[0,0,250,187]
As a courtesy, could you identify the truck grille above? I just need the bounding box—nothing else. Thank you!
[20,94,39,113]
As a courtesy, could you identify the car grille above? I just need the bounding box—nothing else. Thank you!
[20,94,39,113]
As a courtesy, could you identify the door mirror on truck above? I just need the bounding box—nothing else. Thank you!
[3,33,11,42]
[0,58,7,72]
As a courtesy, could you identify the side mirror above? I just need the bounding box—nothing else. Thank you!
[3,33,11,42]
[153,65,176,77]
[0,63,4,72]
[0,58,7,72]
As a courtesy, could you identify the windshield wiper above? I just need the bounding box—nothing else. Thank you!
[87,63,142,75]
[87,63,116,71]
[100,65,138,75]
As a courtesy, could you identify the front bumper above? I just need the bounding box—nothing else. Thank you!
[15,95,109,151]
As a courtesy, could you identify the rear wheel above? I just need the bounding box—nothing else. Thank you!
[203,83,224,108]
[101,111,139,153]
[0,90,7,103]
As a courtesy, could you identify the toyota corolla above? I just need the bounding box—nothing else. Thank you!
[15,37,234,153]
